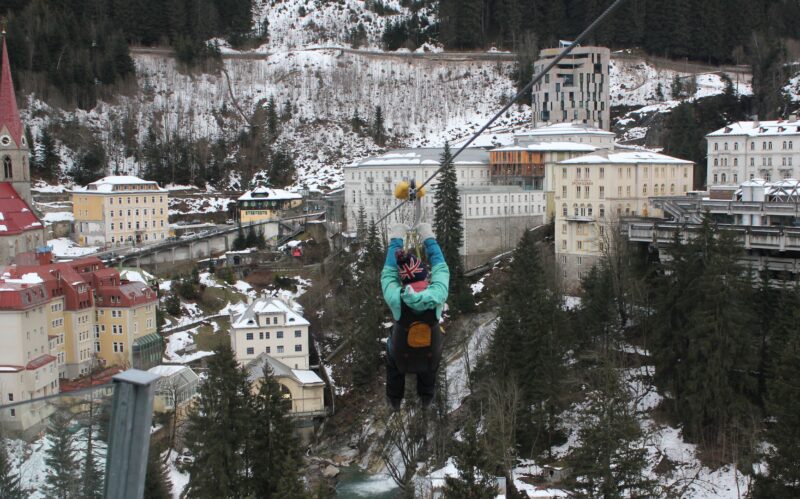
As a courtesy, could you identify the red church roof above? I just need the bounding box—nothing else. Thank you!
[0,37,23,147]
[0,182,42,235]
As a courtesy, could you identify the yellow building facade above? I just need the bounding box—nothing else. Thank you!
[72,175,169,248]
[555,150,693,290]
[237,187,303,224]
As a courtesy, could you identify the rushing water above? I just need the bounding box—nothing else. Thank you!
[335,466,400,498]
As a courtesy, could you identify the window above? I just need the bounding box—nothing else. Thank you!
[562,186,567,198]
[294,330,302,338]
[599,167,604,179]
[576,186,581,198]
[295,345,302,352]
[562,204,568,216]
[7,393,12,402]
[599,205,605,218]
[2,156,10,179]
[246,347,254,355]
[277,331,284,339]
[599,186,604,199]
[643,184,647,195]
[733,174,738,183]
[265,347,271,353]
[277,346,285,353]
[562,168,567,179]
[246,333,253,340]
[721,173,727,183]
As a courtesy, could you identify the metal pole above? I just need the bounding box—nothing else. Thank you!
[104,369,161,499]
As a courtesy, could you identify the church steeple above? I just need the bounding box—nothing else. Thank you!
[0,34,24,149]
[0,31,32,205]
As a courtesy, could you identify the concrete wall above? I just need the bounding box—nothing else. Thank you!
[464,214,545,269]
[0,228,46,265]
[559,252,603,292]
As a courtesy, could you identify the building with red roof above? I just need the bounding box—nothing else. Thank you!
[4,250,160,379]
[0,278,60,433]
[0,36,43,264]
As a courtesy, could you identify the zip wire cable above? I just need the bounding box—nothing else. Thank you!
[373,0,629,228]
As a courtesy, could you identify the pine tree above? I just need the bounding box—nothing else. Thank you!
[351,219,385,386]
[752,310,800,498]
[371,105,386,146]
[44,409,80,499]
[233,224,247,250]
[81,405,104,499]
[567,362,657,498]
[245,225,259,248]
[487,228,566,455]
[433,142,472,314]
[442,419,497,498]
[0,432,25,499]
[652,217,758,452]
[268,149,295,188]
[265,96,279,142]
[247,362,304,497]
[38,127,60,181]
[144,442,173,499]
[184,344,253,498]
[355,205,368,240]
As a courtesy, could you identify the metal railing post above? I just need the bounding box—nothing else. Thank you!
[104,369,161,499]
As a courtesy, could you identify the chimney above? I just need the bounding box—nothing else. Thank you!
[790,113,798,122]
[246,293,254,305]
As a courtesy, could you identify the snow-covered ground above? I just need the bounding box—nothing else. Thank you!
[47,237,98,258]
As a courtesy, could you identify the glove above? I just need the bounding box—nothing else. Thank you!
[389,223,409,241]
[415,223,435,241]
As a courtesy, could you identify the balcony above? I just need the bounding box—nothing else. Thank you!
[565,214,595,223]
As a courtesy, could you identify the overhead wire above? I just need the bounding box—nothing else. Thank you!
[372,0,629,228]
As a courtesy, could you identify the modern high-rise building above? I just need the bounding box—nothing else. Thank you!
[531,44,611,131]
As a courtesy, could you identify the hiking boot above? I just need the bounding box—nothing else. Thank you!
[419,395,433,409]
[387,396,402,413]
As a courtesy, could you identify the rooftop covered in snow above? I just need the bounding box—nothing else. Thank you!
[230,296,309,329]
[560,149,693,165]
[351,147,489,168]
[245,353,323,386]
[707,119,800,138]
[492,141,598,153]
[515,122,615,137]
[238,187,303,201]
[73,175,167,193]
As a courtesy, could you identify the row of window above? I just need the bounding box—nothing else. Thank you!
[714,157,794,168]
[110,208,165,217]
[109,195,165,204]
[714,140,795,151]
[467,204,544,217]
[110,232,167,243]
[110,220,165,230]
[245,345,302,355]
[562,166,689,180]
[245,330,302,340]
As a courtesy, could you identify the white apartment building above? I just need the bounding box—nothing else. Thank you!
[72,175,170,247]
[706,118,800,196]
[555,149,694,289]
[531,45,611,131]
[345,148,547,267]
[229,296,311,369]
[0,281,60,433]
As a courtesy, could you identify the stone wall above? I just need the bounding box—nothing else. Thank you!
[463,214,545,269]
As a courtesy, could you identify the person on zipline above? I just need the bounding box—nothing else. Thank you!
[382,222,449,411]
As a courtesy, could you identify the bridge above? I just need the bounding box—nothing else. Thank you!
[83,212,325,269]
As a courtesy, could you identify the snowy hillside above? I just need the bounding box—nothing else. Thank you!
[250,0,437,50]
[18,0,752,194]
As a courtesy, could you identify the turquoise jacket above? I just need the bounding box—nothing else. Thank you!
[381,237,450,321]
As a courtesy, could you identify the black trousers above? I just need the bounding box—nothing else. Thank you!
[386,348,436,401]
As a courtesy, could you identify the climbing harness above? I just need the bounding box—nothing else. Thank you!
[393,178,426,261]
